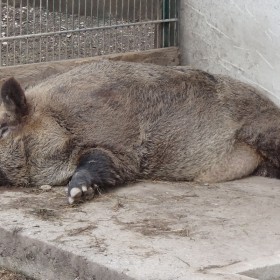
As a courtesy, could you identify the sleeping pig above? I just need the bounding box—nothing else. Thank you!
[0,60,278,203]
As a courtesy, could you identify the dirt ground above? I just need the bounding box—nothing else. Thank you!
[0,268,33,280]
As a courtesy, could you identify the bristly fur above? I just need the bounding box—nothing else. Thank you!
[0,60,278,195]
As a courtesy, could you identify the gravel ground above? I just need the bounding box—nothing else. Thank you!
[0,3,156,66]
[0,268,34,280]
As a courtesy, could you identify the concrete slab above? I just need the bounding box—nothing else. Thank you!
[0,177,280,280]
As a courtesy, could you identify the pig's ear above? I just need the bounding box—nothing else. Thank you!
[1,77,28,118]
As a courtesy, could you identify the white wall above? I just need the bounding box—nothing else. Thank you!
[180,0,280,104]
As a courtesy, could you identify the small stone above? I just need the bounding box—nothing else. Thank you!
[40,185,52,191]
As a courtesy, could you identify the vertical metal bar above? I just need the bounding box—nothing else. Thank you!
[71,0,74,57]
[0,0,2,66]
[89,0,92,57]
[139,0,141,49]
[65,0,68,30]
[145,0,147,50]
[26,0,29,63]
[39,0,42,62]
[151,0,154,48]
[84,0,87,57]
[96,0,100,55]
[126,0,129,51]
[168,0,171,47]
[78,0,80,57]
[5,0,8,65]
[175,0,178,46]
[46,0,49,61]
[19,0,23,63]
[109,0,111,53]
[97,0,99,26]
[65,0,68,60]
[162,0,169,47]
[32,0,35,62]
[52,0,55,60]
[151,0,154,20]
[102,0,105,54]
[133,0,135,50]
[120,0,124,52]
[115,0,117,52]
[6,0,8,39]
[59,0,62,60]
[5,0,8,66]
[139,0,141,22]
[13,0,15,64]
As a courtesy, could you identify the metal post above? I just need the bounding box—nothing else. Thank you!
[162,0,169,47]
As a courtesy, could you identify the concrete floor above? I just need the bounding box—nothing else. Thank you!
[0,177,280,280]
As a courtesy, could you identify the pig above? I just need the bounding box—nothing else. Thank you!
[0,60,279,204]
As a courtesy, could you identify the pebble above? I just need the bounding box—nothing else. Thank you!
[40,184,52,191]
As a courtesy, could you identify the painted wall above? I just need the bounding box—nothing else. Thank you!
[180,0,280,104]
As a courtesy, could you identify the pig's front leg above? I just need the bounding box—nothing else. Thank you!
[67,148,138,204]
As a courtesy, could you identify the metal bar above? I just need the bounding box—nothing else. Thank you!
[45,0,49,61]
[115,0,117,52]
[175,0,179,46]
[65,0,68,59]
[126,0,129,51]
[71,0,74,57]
[0,0,2,66]
[78,0,80,57]
[59,0,62,60]
[6,0,8,37]
[32,0,35,62]
[13,0,15,64]
[168,0,171,46]
[102,0,105,54]
[109,0,111,53]
[6,0,9,65]
[155,0,161,48]
[52,0,55,60]
[26,0,29,63]
[162,0,169,47]
[0,18,178,42]
[84,0,87,57]
[133,0,135,49]
[151,0,154,20]
[96,0,100,55]
[120,0,124,52]
[145,0,148,50]
[39,0,42,62]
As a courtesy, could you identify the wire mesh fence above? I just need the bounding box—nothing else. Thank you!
[0,0,178,66]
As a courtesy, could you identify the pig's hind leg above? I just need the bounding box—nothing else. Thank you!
[67,148,138,204]
[195,143,262,183]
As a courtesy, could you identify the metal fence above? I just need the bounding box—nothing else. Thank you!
[0,0,178,66]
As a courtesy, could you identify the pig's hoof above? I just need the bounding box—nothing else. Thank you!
[67,184,95,204]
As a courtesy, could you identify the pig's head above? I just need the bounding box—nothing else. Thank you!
[0,78,29,186]
[0,77,28,138]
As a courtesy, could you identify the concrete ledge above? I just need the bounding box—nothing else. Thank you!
[0,228,133,280]
[0,177,280,279]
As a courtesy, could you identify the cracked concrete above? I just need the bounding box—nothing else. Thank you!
[0,177,280,279]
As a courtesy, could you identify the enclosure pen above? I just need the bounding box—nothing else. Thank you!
[0,0,178,66]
